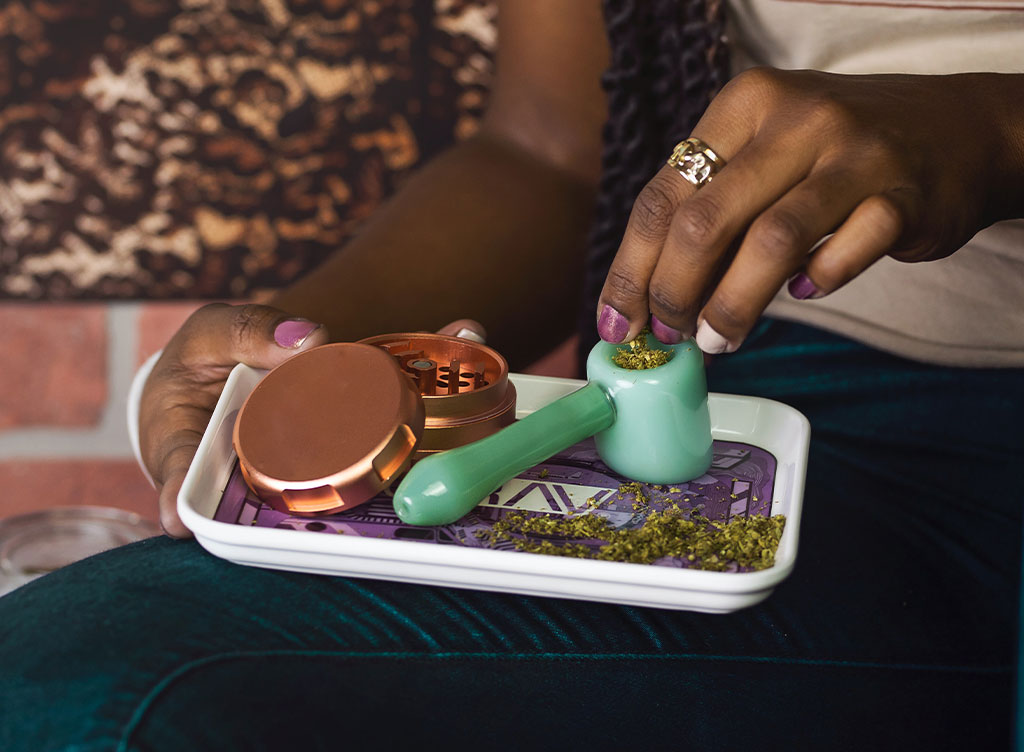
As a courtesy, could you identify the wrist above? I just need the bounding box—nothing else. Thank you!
[965,73,1024,224]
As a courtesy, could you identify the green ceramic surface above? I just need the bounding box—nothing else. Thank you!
[587,333,712,484]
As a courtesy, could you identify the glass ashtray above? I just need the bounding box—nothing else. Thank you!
[0,507,160,597]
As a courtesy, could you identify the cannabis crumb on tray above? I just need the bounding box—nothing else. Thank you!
[612,328,672,370]
[477,484,786,572]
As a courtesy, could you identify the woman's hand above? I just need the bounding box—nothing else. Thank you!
[138,304,486,538]
[597,68,1022,352]
[139,303,330,537]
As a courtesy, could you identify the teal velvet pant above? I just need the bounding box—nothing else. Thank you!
[1,320,1021,751]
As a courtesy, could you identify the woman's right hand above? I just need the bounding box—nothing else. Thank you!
[139,303,329,537]
[595,68,1024,355]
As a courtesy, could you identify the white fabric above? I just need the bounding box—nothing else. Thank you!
[725,0,1024,366]
[727,0,1024,76]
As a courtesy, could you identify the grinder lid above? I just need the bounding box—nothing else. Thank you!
[233,343,425,515]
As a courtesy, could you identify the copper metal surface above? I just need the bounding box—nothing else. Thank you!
[233,343,425,515]
[359,333,517,455]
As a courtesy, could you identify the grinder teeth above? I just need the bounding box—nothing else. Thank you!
[445,359,462,394]
[379,340,489,396]
[405,357,438,393]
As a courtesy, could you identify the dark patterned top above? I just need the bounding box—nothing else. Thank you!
[0,0,495,299]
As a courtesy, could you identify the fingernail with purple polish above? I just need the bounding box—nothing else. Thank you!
[788,273,823,301]
[650,315,684,344]
[695,320,736,355]
[274,319,319,349]
[598,305,630,343]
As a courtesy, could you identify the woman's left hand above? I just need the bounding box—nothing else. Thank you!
[596,68,1024,352]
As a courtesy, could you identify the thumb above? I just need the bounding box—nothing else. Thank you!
[177,303,330,371]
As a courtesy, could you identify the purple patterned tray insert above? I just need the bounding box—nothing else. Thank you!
[214,438,777,569]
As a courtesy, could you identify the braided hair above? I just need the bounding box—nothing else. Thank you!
[579,0,730,365]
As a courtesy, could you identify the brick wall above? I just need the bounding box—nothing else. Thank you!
[0,302,197,524]
[0,302,575,526]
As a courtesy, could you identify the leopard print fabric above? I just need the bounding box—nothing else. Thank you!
[0,0,495,299]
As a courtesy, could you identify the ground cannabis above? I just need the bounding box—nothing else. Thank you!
[478,484,786,571]
[618,481,649,510]
[612,328,671,370]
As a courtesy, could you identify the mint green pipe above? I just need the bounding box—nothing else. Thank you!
[394,333,712,527]
[393,382,615,526]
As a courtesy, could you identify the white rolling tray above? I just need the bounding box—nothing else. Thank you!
[180,367,810,613]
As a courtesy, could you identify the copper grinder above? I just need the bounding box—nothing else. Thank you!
[232,332,516,516]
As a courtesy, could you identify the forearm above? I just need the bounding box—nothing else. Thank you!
[270,131,598,368]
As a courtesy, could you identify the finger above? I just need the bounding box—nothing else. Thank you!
[788,193,904,300]
[596,75,776,344]
[596,170,695,343]
[646,132,820,344]
[158,463,194,538]
[437,318,487,343]
[154,429,205,538]
[693,168,869,353]
[176,303,330,371]
[598,122,758,344]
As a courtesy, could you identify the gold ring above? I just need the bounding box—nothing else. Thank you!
[667,137,725,188]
